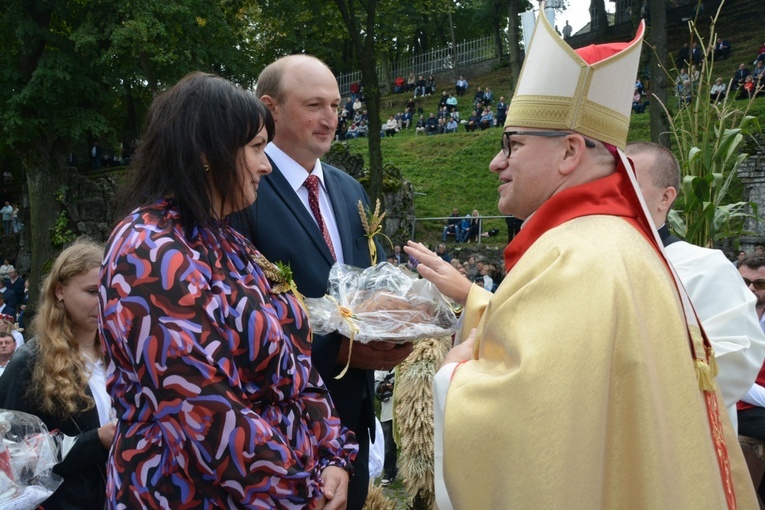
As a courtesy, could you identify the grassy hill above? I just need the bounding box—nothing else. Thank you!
[343,0,765,247]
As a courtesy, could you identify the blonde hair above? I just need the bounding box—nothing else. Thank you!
[29,238,104,418]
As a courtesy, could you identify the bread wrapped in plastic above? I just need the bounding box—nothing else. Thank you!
[305,262,458,344]
[0,409,65,510]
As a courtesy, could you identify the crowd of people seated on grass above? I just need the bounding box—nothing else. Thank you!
[340,73,510,139]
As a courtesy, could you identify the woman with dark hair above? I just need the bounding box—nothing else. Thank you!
[99,72,357,509]
[0,238,113,510]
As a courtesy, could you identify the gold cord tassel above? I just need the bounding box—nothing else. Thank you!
[334,305,359,380]
[705,345,719,377]
[694,359,716,392]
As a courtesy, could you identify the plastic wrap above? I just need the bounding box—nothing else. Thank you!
[305,262,458,344]
[0,410,65,510]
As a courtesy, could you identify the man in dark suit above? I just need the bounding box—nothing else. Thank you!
[231,54,412,509]
[5,269,23,309]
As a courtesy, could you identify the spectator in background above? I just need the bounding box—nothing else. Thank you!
[426,75,436,95]
[739,75,756,99]
[456,75,468,96]
[679,79,693,105]
[406,72,416,93]
[438,91,449,111]
[689,65,700,88]
[734,63,751,90]
[691,43,702,65]
[90,142,102,170]
[676,43,690,68]
[482,87,493,106]
[352,96,362,113]
[445,117,458,133]
[632,89,649,113]
[394,76,405,94]
[346,122,359,139]
[436,243,452,263]
[335,115,347,141]
[357,119,369,138]
[465,110,480,132]
[714,37,732,60]
[382,115,399,137]
[401,108,413,129]
[415,75,427,97]
[0,259,13,280]
[442,208,462,243]
[0,332,14,377]
[0,314,23,349]
[562,20,572,39]
[479,107,494,130]
[415,115,426,136]
[426,113,439,135]
[0,201,12,236]
[752,60,765,85]
[350,81,360,101]
[12,204,20,233]
[710,77,727,102]
[460,210,481,243]
[474,86,483,104]
[496,96,508,126]
[374,370,398,487]
[446,93,458,113]
[6,268,23,307]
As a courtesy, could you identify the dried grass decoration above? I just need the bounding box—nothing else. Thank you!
[357,199,392,265]
[395,336,451,509]
[362,483,396,510]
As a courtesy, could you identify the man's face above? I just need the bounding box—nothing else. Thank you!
[266,59,341,170]
[739,251,747,261]
[629,151,666,228]
[0,335,14,358]
[490,127,567,219]
[739,264,765,308]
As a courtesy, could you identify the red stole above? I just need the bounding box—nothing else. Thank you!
[504,161,657,272]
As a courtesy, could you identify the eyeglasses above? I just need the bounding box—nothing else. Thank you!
[501,131,596,158]
[743,278,765,290]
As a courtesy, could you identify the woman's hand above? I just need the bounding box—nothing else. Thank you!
[315,466,349,510]
[97,422,116,449]
[404,241,473,305]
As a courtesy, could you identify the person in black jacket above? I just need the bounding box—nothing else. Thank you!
[0,238,113,510]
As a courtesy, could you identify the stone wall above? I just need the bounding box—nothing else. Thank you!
[738,134,765,253]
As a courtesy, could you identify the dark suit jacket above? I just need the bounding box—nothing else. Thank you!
[0,340,108,509]
[5,276,24,308]
[230,158,383,444]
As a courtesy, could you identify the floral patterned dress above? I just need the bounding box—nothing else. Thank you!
[99,199,357,509]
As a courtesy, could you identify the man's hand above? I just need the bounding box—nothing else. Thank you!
[337,338,413,371]
[315,466,349,510]
[404,241,473,305]
[442,328,477,368]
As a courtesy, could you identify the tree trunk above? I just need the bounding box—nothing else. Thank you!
[647,0,670,146]
[490,0,504,62]
[332,0,384,204]
[506,0,523,90]
[22,143,67,314]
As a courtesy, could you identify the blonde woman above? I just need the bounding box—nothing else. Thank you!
[0,238,114,509]
[0,313,23,348]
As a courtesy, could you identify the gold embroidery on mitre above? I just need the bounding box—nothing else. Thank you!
[504,3,643,149]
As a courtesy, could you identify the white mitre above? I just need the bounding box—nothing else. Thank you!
[505,6,645,149]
